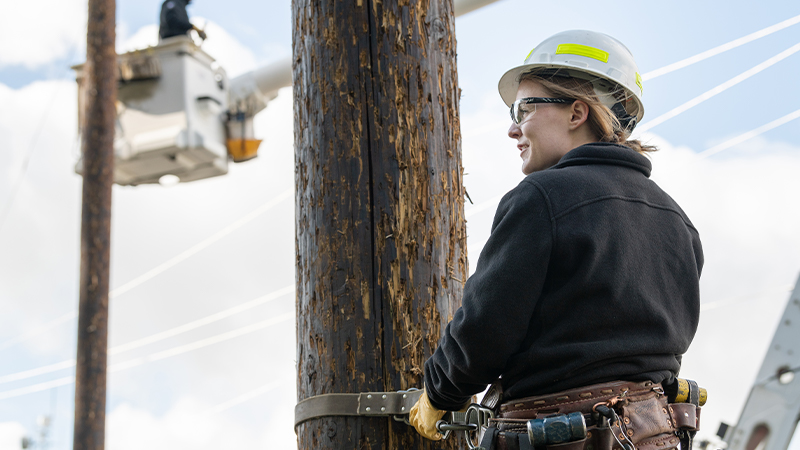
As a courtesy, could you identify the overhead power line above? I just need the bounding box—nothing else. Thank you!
[636,42,800,133]
[107,312,293,372]
[0,312,294,400]
[0,286,294,385]
[460,14,800,141]
[109,189,292,299]
[642,13,800,80]
[0,42,81,233]
[695,108,800,160]
[0,189,292,352]
[109,285,293,355]
[0,360,77,385]
[0,376,76,401]
[207,379,287,414]
[0,81,65,233]
[0,312,77,352]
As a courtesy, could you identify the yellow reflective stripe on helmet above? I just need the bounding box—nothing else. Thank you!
[556,43,609,63]
[636,72,643,94]
[525,47,535,62]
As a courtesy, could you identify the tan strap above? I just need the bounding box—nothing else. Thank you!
[294,389,423,429]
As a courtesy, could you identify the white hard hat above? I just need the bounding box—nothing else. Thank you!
[498,30,644,129]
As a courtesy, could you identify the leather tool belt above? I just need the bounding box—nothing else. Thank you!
[481,380,700,450]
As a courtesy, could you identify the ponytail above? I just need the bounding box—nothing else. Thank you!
[519,71,657,154]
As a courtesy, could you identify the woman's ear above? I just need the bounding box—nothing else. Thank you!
[567,100,590,130]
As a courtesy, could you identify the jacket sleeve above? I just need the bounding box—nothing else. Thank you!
[424,180,554,410]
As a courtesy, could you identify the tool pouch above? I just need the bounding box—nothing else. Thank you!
[612,389,681,450]
[488,381,701,450]
[668,403,700,431]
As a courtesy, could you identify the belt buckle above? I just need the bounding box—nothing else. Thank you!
[436,403,495,448]
[466,404,496,450]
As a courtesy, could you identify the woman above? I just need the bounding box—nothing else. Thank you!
[410,30,703,450]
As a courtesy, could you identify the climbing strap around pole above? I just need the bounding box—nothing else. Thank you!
[294,388,423,429]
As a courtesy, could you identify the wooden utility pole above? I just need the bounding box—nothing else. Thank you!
[293,0,466,448]
[73,0,116,448]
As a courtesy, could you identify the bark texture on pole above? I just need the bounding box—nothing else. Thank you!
[293,0,466,448]
[74,0,115,448]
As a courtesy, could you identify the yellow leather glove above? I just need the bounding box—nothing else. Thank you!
[409,389,446,441]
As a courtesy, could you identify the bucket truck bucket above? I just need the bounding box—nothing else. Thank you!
[226,138,262,162]
[73,35,230,186]
[224,110,262,162]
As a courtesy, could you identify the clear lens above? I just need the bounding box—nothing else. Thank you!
[510,97,573,124]
[511,100,535,124]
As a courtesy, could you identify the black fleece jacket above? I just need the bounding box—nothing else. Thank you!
[424,143,703,411]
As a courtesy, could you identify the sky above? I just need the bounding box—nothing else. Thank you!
[1,0,800,449]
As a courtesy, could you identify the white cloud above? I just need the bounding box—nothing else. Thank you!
[0,79,80,356]
[637,133,800,439]
[0,422,26,450]
[0,0,86,69]
[116,24,160,55]
[117,20,260,79]
[0,75,297,446]
[194,19,260,78]
[0,20,280,359]
[107,399,254,450]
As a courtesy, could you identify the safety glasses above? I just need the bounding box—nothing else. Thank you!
[510,97,573,124]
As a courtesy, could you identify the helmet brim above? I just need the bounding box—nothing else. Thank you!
[498,62,645,124]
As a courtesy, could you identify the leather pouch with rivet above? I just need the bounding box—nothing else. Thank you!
[615,390,680,450]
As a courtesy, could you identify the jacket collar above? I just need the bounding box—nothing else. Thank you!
[551,142,652,178]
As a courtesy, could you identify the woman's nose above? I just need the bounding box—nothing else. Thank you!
[508,122,521,139]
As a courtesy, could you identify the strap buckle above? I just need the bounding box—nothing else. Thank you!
[436,403,496,448]
[389,388,420,425]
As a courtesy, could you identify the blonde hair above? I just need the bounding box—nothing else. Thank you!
[518,70,657,154]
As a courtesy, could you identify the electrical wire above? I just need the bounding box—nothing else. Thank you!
[458,60,800,288]
[0,360,77,385]
[463,14,800,141]
[0,312,294,400]
[106,312,293,372]
[207,379,287,414]
[642,13,800,81]
[695,108,800,160]
[636,42,800,133]
[109,285,293,355]
[0,312,77,352]
[0,81,68,233]
[0,42,82,234]
[0,189,292,352]
[0,286,294,385]
[108,189,292,299]
[0,376,75,401]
